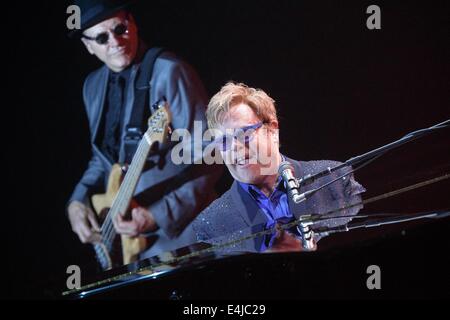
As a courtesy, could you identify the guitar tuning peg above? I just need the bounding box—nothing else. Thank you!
[152,97,168,112]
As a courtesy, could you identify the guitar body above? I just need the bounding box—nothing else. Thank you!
[92,164,147,266]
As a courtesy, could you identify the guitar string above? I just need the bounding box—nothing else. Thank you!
[101,136,150,248]
[100,141,144,236]
[101,114,163,251]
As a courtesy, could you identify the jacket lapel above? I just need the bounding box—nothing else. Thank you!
[229,181,269,252]
[230,181,268,226]
[91,66,109,144]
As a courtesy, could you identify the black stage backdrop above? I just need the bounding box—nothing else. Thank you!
[6,0,449,299]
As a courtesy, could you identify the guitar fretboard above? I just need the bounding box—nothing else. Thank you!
[100,132,152,250]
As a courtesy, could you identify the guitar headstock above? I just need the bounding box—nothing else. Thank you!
[145,100,172,145]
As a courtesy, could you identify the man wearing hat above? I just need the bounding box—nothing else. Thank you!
[66,0,221,262]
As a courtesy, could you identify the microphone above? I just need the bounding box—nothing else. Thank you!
[278,161,304,204]
[278,161,317,250]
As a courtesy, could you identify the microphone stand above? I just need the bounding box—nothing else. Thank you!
[296,215,316,251]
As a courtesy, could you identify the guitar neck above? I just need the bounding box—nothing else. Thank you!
[105,134,153,226]
[94,101,170,268]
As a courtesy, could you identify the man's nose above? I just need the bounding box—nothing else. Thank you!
[108,31,120,46]
[230,137,246,151]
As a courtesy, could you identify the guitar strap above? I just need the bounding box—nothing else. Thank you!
[124,47,166,163]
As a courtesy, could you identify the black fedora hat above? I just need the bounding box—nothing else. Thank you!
[68,0,135,39]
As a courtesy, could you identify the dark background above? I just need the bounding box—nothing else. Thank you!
[6,0,449,299]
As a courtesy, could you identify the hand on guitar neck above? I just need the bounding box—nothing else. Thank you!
[113,206,158,237]
[68,200,102,244]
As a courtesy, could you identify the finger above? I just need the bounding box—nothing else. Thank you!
[113,214,126,231]
[87,231,102,243]
[114,214,138,236]
[131,208,146,226]
[77,223,93,244]
[131,207,145,218]
[132,207,157,232]
[87,209,101,232]
[76,230,88,244]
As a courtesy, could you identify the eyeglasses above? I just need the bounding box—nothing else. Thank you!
[214,122,264,152]
[82,22,129,45]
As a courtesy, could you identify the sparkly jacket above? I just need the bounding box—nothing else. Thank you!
[191,158,365,253]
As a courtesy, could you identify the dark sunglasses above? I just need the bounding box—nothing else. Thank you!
[82,23,128,45]
[214,122,264,152]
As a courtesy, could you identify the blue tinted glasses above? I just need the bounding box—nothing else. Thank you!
[215,122,264,151]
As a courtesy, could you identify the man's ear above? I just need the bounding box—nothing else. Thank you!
[268,119,279,131]
[81,38,95,55]
[267,119,280,143]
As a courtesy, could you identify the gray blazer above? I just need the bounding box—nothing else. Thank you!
[69,50,222,258]
[190,158,365,253]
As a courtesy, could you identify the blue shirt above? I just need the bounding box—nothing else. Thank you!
[238,175,300,250]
